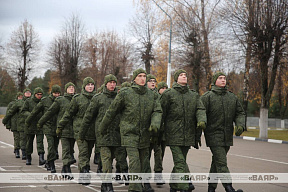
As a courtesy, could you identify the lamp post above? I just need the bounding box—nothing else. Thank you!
[152,0,172,87]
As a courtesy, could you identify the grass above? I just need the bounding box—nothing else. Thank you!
[241,128,288,141]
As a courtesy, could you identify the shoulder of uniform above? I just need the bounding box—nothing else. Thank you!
[55,96,64,100]
[40,96,47,101]
[202,91,212,96]
[162,88,173,94]
[119,87,130,92]
[73,94,80,98]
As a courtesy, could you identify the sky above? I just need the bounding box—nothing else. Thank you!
[0,0,137,77]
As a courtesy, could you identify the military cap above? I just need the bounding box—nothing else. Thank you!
[212,72,226,85]
[132,68,147,80]
[64,82,76,92]
[157,81,168,91]
[104,74,117,85]
[174,69,187,82]
[33,87,44,95]
[51,84,61,94]
[146,74,156,82]
[82,77,95,89]
[23,88,32,93]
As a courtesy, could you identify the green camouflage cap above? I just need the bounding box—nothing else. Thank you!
[132,68,147,80]
[146,74,156,82]
[212,72,226,85]
[64,82,76,92]
[104,74,117,85]
[16,92,23,99]
[23,88,31,93]
[157,81,168,91]
[82,77,95,89]
[121,81,131,88]
[51,84,61,94]
[97,84,105,93]
[174,69,187,82]
[33,87,44,95]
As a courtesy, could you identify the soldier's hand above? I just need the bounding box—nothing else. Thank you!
[149,125,158,133]
[197,121,206,130]
[235,126,244,136]
[194,140,201,149]
[56,127,62,138]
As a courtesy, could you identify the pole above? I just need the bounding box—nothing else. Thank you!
[152,0,172,87]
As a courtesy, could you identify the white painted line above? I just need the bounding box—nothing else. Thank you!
[0,141,14,148]
[243,136,256,140]
[268,139,282,144]
[0,184,70,189]
[0,167,6,171]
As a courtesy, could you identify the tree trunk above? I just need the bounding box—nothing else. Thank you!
[259,107,268,139]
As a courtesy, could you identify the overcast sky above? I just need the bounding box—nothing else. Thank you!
[0,0,137,77]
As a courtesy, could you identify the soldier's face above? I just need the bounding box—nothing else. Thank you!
[52,92,60,97]
[24,91,31,98]
[177,73,187,85]
[147,79,156,89]
[85,83,95,93]
[215,75,226,88]
[159,87,167,95]
[67,86,75,94]
[106,81,116,91]
[134,73,146,86]
[35,93,43,99]
[17,95,23,100]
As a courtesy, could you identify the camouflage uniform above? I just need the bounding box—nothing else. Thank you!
[80,74,127,191]
[5,92,23,157]
[39,82,76,175]
[22,87,45,165]
[160,70,207,191]
[99,69,162,192]
[3,89,31,160]
[200,72,246,191]
[58,77,96,174]
[27,85,61,172]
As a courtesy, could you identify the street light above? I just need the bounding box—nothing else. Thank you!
[152,0,172,88]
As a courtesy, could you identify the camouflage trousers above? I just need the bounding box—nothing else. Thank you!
[19,131,27,150]
[100,146,128,174]
[115,146,128,172]
[61,137,75,166]
[76,139,95,171]
[12,131,20,150]
[149,142,163,172]
[26,134,45,156]
[209,146,231,189]
[126,147,151,192]
[169,146,190,190]
[45,134,58,162]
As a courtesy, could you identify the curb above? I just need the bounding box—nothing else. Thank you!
[234,136,288,144]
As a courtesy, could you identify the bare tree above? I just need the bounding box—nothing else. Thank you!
[5,19,41,91]
[129,3,159,74]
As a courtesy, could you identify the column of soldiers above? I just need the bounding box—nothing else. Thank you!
[2,68,245,192]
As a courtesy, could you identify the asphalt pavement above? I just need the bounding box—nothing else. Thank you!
[0,119,288,192]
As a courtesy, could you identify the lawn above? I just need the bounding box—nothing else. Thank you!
[241,128,288,141]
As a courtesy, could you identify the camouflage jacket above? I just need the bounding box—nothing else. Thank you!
[99,84,162,149]
[58,90,96,140]
[5,100,17,131]
[22,96,43,134]
[38,93,74,138]
[2,97,29,132]
[160,82,206,147]
[80,87,120,146]
[200,85,246,147]
[26,94,57,135]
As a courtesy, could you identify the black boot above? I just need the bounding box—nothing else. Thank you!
[66,165,74,180]
[50,160,56,173]
[21,149,26,160]
[188,181,195,191]
[81,166,90,185]
[15,149,20,158]
[45,161,51,171]
[106,183,114,192]
[56,152,59,159]
[97,164,103,173]
[225,184,243,192]
[143,183,154,192]
[155,171,165,185]
[39,153,46,165]
[26,155,32,165]
[94,152,100,164]
[101,183,107,191]
[208,186,216,192]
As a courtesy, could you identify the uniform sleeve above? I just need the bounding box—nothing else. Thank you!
[99,92,124,130]
[26,102,43,125]
[160,91,170,126]
[2,102,19,125]
[234,98,246,128]
[79,97,98,138]
[150,92,162,130]
[38,100,60,127]
[58,97,78,129]
[21,100,31,119]
[195,94,207,140]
